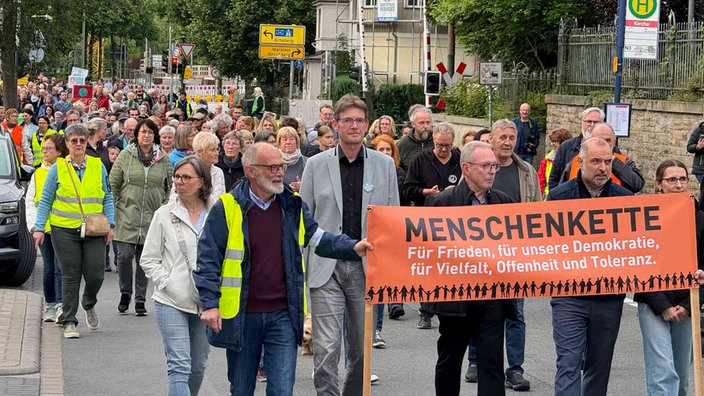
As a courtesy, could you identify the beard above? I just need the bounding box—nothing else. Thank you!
[418,129,431,140]
[261,178,284,195]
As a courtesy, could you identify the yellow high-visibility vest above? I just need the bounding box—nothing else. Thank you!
[219,193,306,319]
[33,166,51,233]
[48,156,104,229]
[31,129,58,167]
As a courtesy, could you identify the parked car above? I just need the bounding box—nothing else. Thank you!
[0,132,35,286]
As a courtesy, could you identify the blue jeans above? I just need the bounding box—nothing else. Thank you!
[375,303,403,331]
[467,299,525,375]
[39,233,62,304]
[225,309,297,395]
[154,302,209,396]
[551,296,624,396]
[637,303,691,396]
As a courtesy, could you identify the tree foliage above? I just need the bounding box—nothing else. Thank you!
[431,0,589,70]
[163,0,315,86]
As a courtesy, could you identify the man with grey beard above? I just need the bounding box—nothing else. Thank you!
[397,106,434,171]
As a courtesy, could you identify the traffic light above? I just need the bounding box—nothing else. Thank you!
[140,58,146,73]
[162,50,169,73]
[424,71,441,96]
[171,57,181,75]
[349,65,362,83]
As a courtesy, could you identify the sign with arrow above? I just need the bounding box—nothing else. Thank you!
[258,45,304,60]
[179,43,195,58]
[259,24,306,46]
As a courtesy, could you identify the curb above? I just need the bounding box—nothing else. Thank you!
[0,290,42,375]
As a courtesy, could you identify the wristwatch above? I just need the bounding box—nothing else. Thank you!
[109,224,115,229]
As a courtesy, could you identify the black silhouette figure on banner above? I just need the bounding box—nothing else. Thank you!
[443,285,450,300]
[458,284,465,299]
[500,282,507,297]
[633,275,640,291]
[556,280,563,295]
[386,286,392,302]
[491,283,498,299]
[671,273,677,288]
[409,285,417,301]
[367,287,375,301]
[530,281,537,297]
[522,282,529,297]
[400,285,408,302]
[481,283,488,298]
[450,284,457,300]
[433,285,441,300]
[377,286,385,303]
[571,279,577,295]
[473,284,481,299]
[392,286,399,302]
[617,276,624,293]
[648,275,655,289]
[625,277,632,292]
[425,290,431,301]
[512,282,520,298]
[418,285,425,301]
[664,273,671,289]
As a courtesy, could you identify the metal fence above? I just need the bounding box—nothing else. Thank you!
[557,18,704,99]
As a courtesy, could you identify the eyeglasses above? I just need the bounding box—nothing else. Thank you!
[337,118,367,126]
[662,177,688,185]
[582,119,600,125]
[42,145,56,152]
[467,162,500,172]
[251,163,287,173]
[434,142,453,150]
[69,138,87,145]
[173,174,200,182]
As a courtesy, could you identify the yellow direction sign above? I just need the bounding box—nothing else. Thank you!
[258,45,304,60]
[259,24,306,46]
[183,66,192,80]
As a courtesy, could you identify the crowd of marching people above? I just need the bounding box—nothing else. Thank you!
[10,72,704,396]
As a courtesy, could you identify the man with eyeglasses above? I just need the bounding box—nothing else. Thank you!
[401,122,462,330]
[464,119,540,390]
[397,106,435,171]
[194,143,373,395]
[560,122,644,193]
[107,117,137,150]
[300,94,399,395]
[423,141,517,396]
[546,137,633,395]
[548,107,604,191]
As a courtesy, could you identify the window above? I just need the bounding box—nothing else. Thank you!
[404,0,422,8]
[364,0,377,7]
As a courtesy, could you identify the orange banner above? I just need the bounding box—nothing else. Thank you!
[366,193,698,303]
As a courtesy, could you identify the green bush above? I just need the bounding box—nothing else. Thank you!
[443,77,488,118]
[373,83,425,125]
[331,77,360,100]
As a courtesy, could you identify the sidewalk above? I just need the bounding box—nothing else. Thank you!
[0,289,63,395]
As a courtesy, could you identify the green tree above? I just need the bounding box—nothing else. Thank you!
[431,0,587,70]
[163,0,315,87]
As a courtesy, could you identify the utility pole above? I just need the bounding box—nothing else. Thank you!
[614,0,626,103]
[422,0,432,108]
[168,26,174,102]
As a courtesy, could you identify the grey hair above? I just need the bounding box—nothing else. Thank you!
[242,143,270,167]
[86,117,107,135]
[210,113,233,134]
[174,155,212,200]
[151,104,164,115]
[409,106,431,123]
[433,122,455,139]
[579,137,612,160]
[159,125,176,137]
[64,124,90,140]
[461,141,492,164]
[581,107,605,121]
[491,119,517,134]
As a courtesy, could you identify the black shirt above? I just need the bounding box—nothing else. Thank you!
[493,161,521,202]
[338,146,364,240]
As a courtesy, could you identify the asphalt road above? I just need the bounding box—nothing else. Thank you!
[18,253,701,395]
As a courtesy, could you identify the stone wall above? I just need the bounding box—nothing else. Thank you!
[546,95,704,194]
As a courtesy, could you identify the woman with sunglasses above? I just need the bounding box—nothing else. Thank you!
[141,156,214,395]
[32,124,116,339]
[634,159,704,395]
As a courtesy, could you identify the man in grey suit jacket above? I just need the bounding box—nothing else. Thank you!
[300,94,400,395]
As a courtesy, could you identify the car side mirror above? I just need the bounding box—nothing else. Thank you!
[19,165,35,182]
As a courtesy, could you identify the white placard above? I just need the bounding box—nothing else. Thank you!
[605,103,632,138]
[479,62,502,85]
[376,0,397,22]
[624,0,660,60]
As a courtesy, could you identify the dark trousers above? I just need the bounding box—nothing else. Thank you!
[116,242,147,303]
[435,301,506,396]
[50,226,105,326]
[551,296,624,396]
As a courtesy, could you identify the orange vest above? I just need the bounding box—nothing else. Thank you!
[568,152,628,185]
[3,122,25,164]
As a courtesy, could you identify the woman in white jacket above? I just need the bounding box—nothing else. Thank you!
[140,156,215,396]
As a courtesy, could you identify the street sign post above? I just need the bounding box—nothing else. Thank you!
[259,24,306,46]
[258,45,305,60]
[179,43,195,58]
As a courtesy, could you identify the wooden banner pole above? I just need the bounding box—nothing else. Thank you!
[363,300,373,396]
[690,287,702,396]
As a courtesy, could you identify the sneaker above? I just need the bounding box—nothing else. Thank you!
[63,323,80,339]
[117,294,130,313]
[135,302,147,317]
[83,306,100,330]
[43,304,56,322]
[256,367,267,382]
[54,305,64,326]
[372,330,387,349]
[505,372,531,391]
[371,374,379,384]
[417,314,432,329]
[464,363,478,383]
[388,305,405,320]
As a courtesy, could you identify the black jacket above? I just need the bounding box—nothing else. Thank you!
[686,122,704,176]
[548,135,582,190]
[421,182,518,319]
[401,147,461,206]
[215,154,244,192]
[633,199,704,314]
